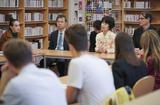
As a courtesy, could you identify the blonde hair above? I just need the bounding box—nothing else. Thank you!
[140,30,160,71]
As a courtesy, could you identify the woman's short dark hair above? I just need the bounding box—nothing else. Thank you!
[65,24,88,51]
[101,16,115,30]
[9,18,18,26]
[93,20,101,30]
[115,32,140,66]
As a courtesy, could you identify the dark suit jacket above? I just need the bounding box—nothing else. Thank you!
[48,30,69,50]
[89,31,97,52]
[133,25,156,49]
[112,59,147,89]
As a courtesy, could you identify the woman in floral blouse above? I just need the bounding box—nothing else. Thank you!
[95,16,116,53]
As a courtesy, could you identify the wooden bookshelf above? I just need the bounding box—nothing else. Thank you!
[123,0,160,36]
[85,0,160,36]
[0,0,68,49]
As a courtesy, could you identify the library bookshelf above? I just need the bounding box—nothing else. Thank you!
[85,0,160,36]
[0,0,68,49]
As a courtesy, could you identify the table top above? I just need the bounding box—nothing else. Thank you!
[0,49,115,64]
[33,49,115,61]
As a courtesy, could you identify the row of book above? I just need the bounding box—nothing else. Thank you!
[124,0,151,9]
[48,0,64,8]
[25,0,44,7]
[124,14,140,22]
[25,27,43,36]
[0,0,19,7]
[86,0,121,11]
[48,13,63,21]
[0,13,17,22]
[25,13,43,21]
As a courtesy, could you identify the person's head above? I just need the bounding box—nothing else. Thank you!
[9,18,20,33]
[101,16,115,33]
[65,24,88,52]
[140,30,160,71]
[115,32,140,66]
[56,15,67,31]
[3,39,32,73]
[139,12,152,27]
[93,20,101,32]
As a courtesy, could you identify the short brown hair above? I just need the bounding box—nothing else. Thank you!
[3,39,32,69]
[65,24,88,51]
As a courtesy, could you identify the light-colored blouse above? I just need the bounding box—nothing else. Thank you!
[95,31,116,53]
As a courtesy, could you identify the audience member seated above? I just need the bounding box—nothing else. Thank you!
[0,18,20,51]
[140,30,160,90]
[65,24,115,105]
[40,15,69,76]
[89,20,101,52]
[0,39,67,105]
[95,16,116,53]
[112,32,147,89]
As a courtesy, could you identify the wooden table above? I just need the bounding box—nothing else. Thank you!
[0,49,115,67]
[33,49,115,67]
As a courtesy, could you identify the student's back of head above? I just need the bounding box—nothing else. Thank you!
[141,30,160,69]
[115,32,140,66]
[3,39,32,69]
[65,24,88,52]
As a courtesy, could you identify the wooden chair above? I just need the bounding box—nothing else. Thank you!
[133,76,155,98]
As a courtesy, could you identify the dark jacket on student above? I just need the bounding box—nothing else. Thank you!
[0,29,18,51]
[132,26,156,49]
[89,31,98,52]
[112,58,147,89]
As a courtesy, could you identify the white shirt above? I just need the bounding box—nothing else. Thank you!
[67,54,115,105]
[2,63,67,105]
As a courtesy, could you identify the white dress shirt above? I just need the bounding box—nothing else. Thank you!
[1,63,67,105]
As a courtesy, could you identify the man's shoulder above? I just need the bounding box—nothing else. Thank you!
[50,30,58,36]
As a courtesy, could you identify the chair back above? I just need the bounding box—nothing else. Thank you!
[133,76,155,98]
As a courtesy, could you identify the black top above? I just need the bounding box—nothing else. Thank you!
[112,59,147,89]
[132,25,156,49]
[48,30,69,50]
[89,31,98,52]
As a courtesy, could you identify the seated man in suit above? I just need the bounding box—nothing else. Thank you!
[40,15,69,76]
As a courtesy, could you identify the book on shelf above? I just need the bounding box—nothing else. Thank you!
[0,0,19,7]
[48,0,63,8]
[48,13,63,21]
[124,14,139,22]
[25,27,43,36]
[0,12,17,22]
[0,14,5,22]
[25,0,44,7]
[25,13,43,21]
[134,1,150,9]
